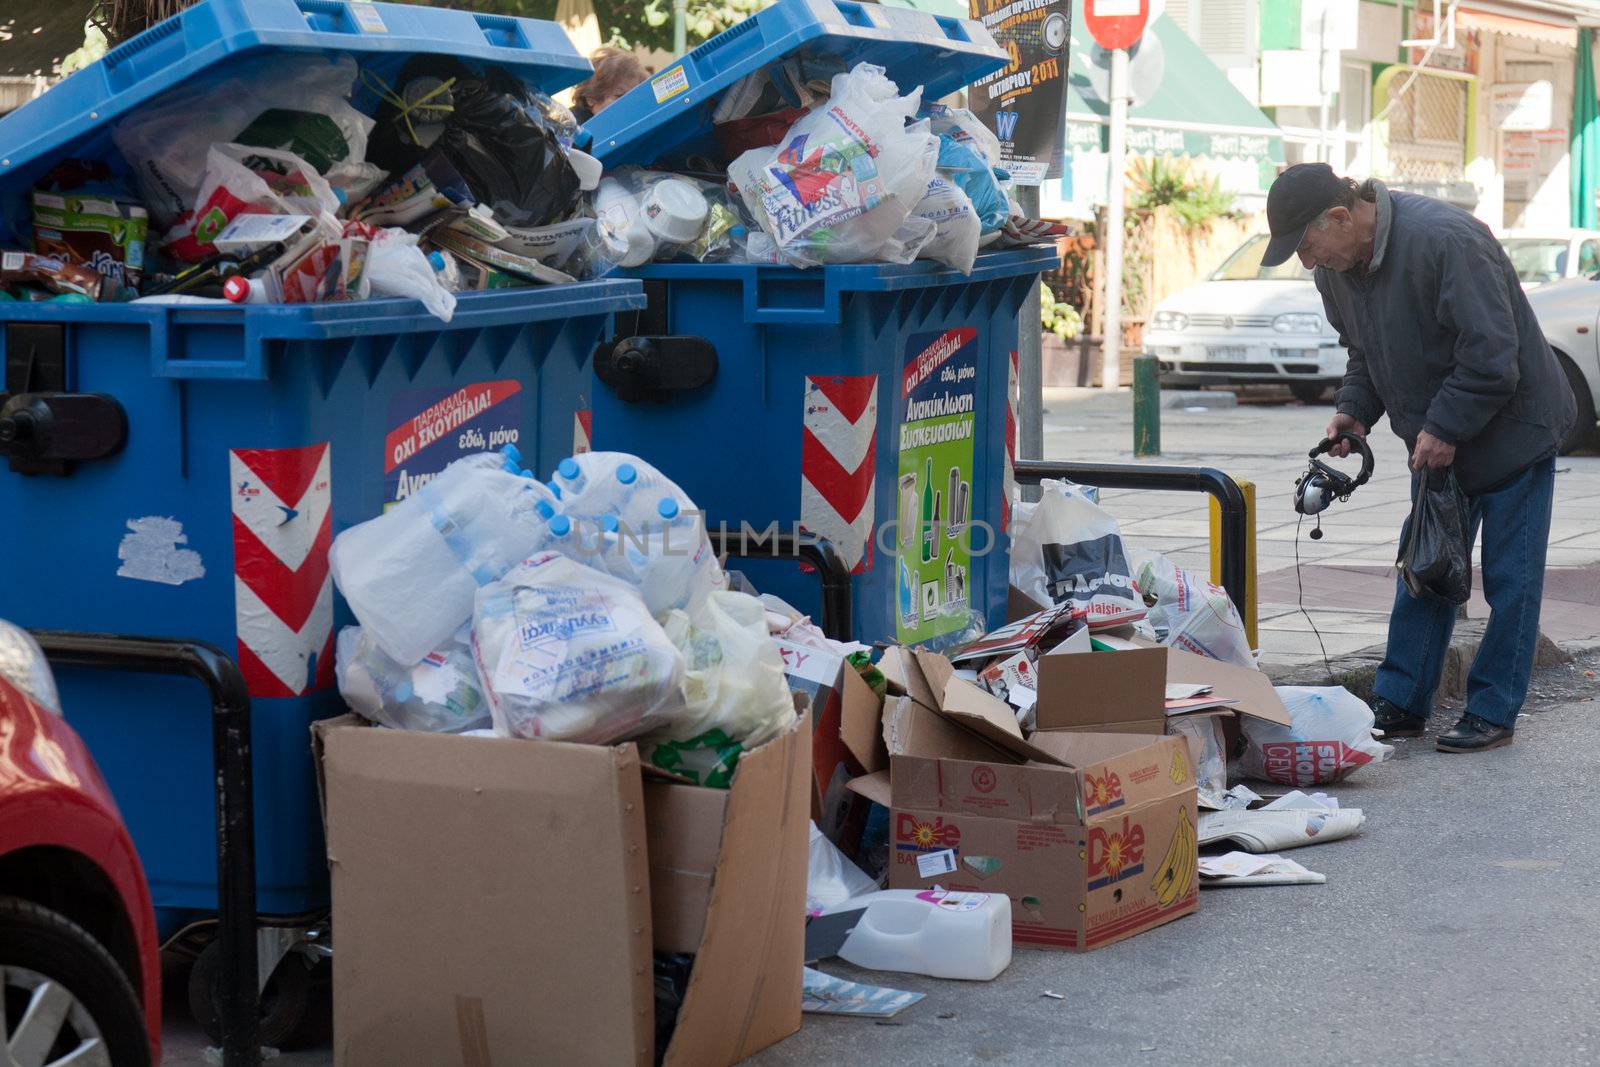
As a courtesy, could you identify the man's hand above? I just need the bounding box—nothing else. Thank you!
[1411,430,1456,471]
[1324,412,1368,457]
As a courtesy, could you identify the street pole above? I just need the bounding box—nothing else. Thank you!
[1017,184,1044,503]
[673,0,688,55]
[1101,46,1129,391]
[1316,5,1331,163]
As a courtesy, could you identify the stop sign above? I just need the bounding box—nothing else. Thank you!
[1084,0,1149,51]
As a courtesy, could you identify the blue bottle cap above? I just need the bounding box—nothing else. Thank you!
[547,481,562,499]
[519,469,534,480]
[394,681,414,704]
[501,442,524,467]
[601,514,620,533]
[657,497,679,520]
[557,457,580,480]
[550,514,572,537]
[535,500,556,520]
[428,251,446,271]
[616,463,637,485]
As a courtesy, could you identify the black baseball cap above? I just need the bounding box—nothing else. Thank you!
[1261,163,1347,267]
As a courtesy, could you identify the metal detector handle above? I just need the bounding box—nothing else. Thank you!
[1309,431,1375,489]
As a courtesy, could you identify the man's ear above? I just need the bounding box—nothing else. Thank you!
[1324,206,1353,227]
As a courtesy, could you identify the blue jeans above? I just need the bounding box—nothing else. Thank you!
[1372,457,1555,728]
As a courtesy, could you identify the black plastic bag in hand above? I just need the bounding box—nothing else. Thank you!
[1397,468,1473,604]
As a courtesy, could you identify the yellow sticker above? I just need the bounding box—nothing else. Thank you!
[651,65,690,104]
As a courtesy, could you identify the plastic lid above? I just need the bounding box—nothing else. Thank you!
[657,498,680,520]
[222,275,251,303]
[535,499,556,520]
[428,251,446,271]
[557,457,581,480]
[501,442,524,467]
[394,681,414,704]
[580,0,1007,168]
[519,469,534,480]
[602,514,620,533]
[616,463,637,486]
[550,514,572,537]
[643,179,709,244]
[547,481,562,499]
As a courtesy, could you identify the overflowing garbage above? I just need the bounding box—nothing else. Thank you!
[2,45,1067,314]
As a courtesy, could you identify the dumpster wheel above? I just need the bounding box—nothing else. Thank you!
[187,936,328,1049]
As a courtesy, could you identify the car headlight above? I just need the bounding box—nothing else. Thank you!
[1151,310,1188,331]
[0,620,61,716]
[1273,313,1323,334]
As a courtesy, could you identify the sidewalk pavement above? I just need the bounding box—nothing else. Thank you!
[1040,387,1600,674]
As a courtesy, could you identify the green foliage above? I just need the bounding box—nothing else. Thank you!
[1041,285,1082,342]
[1126,156,1235,228]
[599,0,774,52]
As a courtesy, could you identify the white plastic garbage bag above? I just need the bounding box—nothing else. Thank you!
[1131,549,1255,668]
[807,821,878,913]
[911,174,980,273]
[1239,686,1394,786]
[727,63,937,267]
[363,226,457,322]
[471,551,686,743]
[335,625,490,734]
[655,590,795,746]
[1167,714,1228,803]
[1009,479,1145,628]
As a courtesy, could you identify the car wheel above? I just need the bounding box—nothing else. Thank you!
[188,935,315,1049]
[1558,355,1598,455]
[0,896,151,1067]
[1289,382,1330,404]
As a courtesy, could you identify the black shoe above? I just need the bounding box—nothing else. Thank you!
[1436,712,1514,753]
[1370,697,1427,738]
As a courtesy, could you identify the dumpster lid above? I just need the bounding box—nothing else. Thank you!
[0,0,590,214]
[580,0,1008,170]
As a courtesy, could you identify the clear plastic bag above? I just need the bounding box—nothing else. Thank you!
[359,224,457,322]
[1131,549,1255,668]
[113,54,372,229]
[727,63,938,267]
[1167,714,1228,804]
[1239,686,1395,786]
[335,625,490,734]
[807,821,878,914]
[654,590,796,746]
[161,145,340,262]
[1009,479,1145,628]
[911,174,980,273]
[471,551,686,743]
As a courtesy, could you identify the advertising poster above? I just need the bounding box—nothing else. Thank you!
[896,328,979,644]
[967,0,1073,185]
[383,380,523,509]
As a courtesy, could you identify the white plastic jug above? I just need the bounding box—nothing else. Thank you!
[823,889,1011,981]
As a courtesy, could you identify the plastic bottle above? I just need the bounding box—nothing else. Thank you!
[222,274,277,305]
[625,496,721,616]
[821,889,1012,981]
[334,625,491,734]
[329,446,558,665]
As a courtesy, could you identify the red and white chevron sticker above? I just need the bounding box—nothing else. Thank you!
[1004,348,1019,534]
[573,408,592,455]
[802,375,877,574]
[230,443,334,698]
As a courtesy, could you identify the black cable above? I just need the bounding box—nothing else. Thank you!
[1295,513,1337,682]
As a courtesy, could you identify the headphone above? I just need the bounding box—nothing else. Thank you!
[1294,432,1374,538]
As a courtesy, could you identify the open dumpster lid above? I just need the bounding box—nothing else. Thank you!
[0,0,590,224]
[580,0,1009,170]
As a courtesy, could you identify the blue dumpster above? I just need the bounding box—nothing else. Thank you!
[0,0,644,936]
[581,0,1059,649]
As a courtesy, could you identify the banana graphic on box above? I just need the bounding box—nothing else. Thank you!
[1151,808,1197,908]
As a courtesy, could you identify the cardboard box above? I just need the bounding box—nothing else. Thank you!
[315,712,810,1066]
[868,648,1200,950]
[888,733,1198,951]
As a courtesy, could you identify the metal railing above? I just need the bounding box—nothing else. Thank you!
[1013,460,1250,617]
[32,632,260,1067]
[708,530,853,642]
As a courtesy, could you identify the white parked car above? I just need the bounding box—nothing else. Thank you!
[1497,229,1600,289]
[1143,233,1347,403]
[1526,274,1600,453]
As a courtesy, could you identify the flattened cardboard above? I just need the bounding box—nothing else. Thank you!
[1034,644,1168,731]
[844,769,891,807]
[644,781,728,954]
[838,665,886,774]
[1163,648,1291,727]
[912,651,1068,766]
[318,723,655,1067]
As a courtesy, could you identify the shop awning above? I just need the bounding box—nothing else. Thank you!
[1064,0,1284,169]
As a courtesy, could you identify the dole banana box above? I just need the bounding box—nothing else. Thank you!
[888,732,1198,951]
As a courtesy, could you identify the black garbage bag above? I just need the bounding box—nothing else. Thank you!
[1397,467,1473,604]
[365,59,580,228]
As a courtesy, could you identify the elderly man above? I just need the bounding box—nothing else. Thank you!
[1260,163,1575,753]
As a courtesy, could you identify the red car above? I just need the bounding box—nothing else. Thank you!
[0,620,160,1066]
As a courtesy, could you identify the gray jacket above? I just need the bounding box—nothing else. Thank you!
[1316,181,1575,495]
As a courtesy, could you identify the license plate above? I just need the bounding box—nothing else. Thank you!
[1206,345,1249,361]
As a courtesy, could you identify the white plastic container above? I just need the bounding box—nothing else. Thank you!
[642,177,708,244]
[823,889,1012,981]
